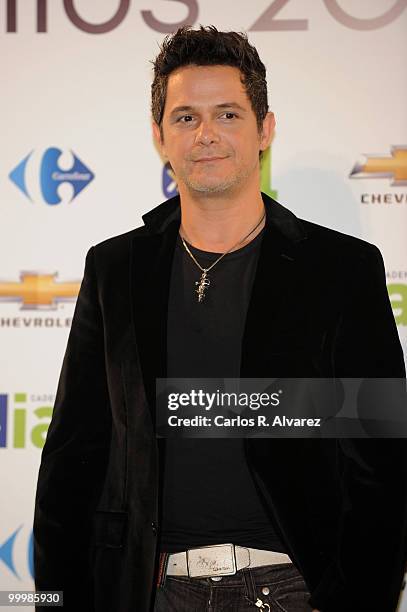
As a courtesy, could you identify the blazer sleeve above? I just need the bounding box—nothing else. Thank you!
[309,243,407,612]
[33,247,111,611]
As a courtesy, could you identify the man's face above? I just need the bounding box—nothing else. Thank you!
[153,64,274,195]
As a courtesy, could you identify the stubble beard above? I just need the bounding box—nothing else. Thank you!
[179,157,258,195]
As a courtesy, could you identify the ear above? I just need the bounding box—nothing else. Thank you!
[152,120,167,157]
[259,112,276,152]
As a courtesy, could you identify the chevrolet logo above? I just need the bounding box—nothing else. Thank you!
[0,273,80,310]
[350,146,407,186]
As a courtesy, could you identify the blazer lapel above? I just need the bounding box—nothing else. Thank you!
[130,197,181,419]
[241,193,308,376]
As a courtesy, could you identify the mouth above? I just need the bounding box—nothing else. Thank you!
[193,156,227,162]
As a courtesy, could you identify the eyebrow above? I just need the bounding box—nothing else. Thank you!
[169,102,247,116]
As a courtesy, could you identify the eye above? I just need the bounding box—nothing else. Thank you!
[177,115,194,123]
[221,112,237,120]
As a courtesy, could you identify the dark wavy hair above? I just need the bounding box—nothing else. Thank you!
[151,25,269,148]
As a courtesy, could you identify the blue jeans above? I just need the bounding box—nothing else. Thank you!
[153,561,313,611]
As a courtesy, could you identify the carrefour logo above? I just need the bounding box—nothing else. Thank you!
[0,526,33,581]
[0,393,53,449]
[9,147,95,205]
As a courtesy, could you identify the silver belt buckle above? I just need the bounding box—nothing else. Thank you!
[187,543,237,578]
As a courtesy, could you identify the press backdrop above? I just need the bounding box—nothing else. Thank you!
[1,1,406,610]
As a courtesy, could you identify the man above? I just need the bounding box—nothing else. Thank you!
[33,25,407,612]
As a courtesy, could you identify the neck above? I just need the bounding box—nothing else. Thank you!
[177,181,266,253]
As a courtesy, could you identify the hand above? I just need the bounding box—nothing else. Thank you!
[312,609,321,612]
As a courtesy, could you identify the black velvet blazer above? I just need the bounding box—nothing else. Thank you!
[33,192,407,612]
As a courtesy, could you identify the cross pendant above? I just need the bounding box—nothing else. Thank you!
[195,270,210,302]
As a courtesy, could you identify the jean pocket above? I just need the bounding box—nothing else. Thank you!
[270,575,312,612]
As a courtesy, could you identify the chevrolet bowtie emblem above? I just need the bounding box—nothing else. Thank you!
[350,146,407,186]
[0,273,80,310]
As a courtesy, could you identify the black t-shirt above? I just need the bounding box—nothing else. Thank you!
[160,227,287,553]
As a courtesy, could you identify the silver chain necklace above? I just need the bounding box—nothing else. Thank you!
[180,209,266,303]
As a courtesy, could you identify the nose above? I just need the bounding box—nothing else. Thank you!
[195,119,220,146]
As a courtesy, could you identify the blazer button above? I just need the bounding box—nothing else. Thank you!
[151,521,157,535]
